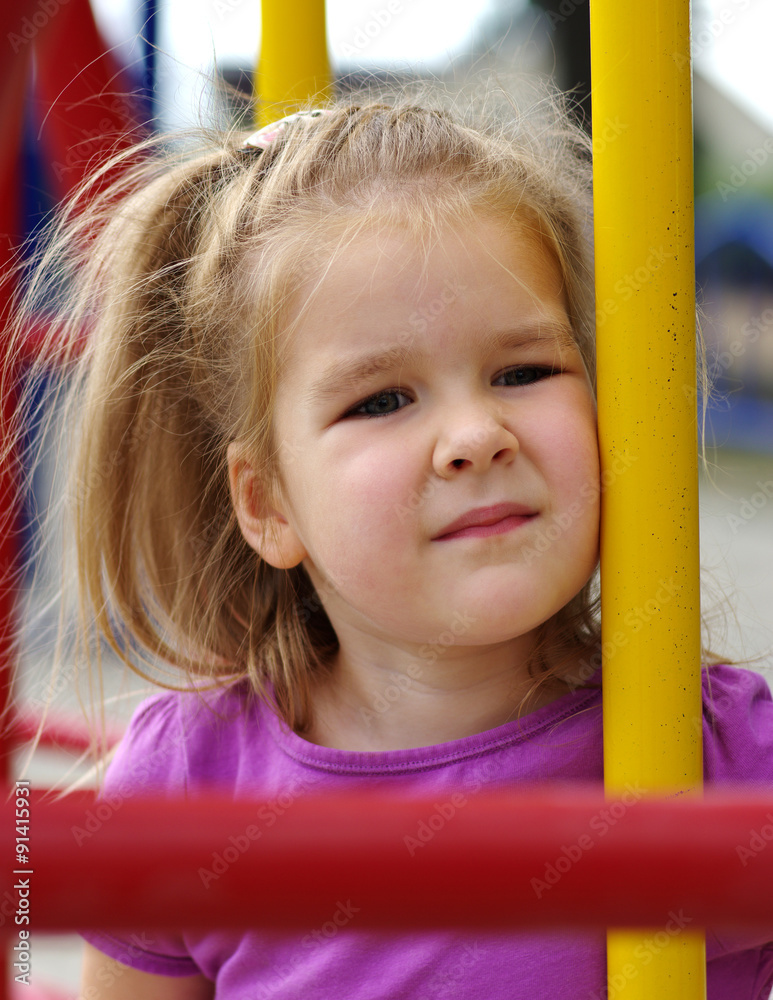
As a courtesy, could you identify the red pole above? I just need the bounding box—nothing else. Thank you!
[0,5,145,993]
[8,710,122,756]
[14,791,773,934]
[0,2,34,787]
[0,7,36,993]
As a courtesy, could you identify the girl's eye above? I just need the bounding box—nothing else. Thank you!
[342,366,556,419]
[496,365,556,387]
[343,388,411,418]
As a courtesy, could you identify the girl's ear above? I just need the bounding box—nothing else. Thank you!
[226,442,308,570]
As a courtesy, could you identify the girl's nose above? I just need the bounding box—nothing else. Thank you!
[432,406,519,479]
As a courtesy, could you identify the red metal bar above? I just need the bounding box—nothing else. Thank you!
[0,0,146,814]
[34,0,145,204]
[0,5,34,790]
[13,791,773,935]
[8,711,122,755]
[1,8,144,988]
[0,11,36,998]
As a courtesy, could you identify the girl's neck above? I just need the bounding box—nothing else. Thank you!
[300,643,574,752]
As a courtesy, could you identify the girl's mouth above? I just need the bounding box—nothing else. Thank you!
[433,503,537,541]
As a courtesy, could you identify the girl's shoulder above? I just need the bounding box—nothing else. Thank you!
[100,678,271,798]
[702,663,773,785]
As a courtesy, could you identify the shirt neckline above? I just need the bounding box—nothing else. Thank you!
[262,673,602,775]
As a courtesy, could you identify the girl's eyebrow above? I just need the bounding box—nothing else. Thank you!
[304,322,575,406]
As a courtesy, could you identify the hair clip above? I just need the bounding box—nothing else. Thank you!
[241,109,333,151]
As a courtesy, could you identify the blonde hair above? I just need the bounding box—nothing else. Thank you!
[6,77,602,740]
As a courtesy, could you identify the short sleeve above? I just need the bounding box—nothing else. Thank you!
[79,692,202,976]
[703,664,773,786]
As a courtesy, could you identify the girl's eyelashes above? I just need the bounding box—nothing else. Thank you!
[341,365,559,419]
[343,388,412,419]
[495,364,558,387]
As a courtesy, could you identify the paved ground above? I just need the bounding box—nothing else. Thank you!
[12,447,773,997]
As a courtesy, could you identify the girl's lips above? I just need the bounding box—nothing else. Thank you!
[435,514,535,541]
[433,503,537,541]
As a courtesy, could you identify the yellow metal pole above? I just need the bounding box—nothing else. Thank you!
[590,1,705,998]
[255,0,333,126]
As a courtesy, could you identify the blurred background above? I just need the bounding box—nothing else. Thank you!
[1,0,771,994]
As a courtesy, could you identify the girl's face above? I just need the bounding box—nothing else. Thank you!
[231,212,600,665]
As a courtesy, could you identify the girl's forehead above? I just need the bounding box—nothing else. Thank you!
[291,209,563,306]
[274,212,571,384]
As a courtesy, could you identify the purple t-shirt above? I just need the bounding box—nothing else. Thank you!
[81,664,773,998]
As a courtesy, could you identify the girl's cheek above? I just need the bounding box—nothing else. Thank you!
[340,447,415,501]
[312,473,407,545]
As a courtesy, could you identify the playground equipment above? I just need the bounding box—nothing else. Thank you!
[1,1,771,999]
[591,1,705,994]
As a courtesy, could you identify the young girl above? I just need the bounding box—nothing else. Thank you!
[11,83,773,998]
